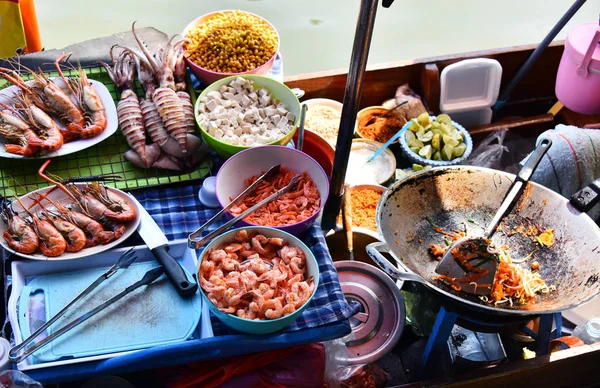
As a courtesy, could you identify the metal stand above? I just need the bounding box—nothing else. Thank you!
[420,306,562,376]
[321,0,395,229]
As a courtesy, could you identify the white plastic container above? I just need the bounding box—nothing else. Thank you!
[572,317,600,345]
[440,58,502,127]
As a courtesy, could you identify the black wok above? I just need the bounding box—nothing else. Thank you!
[367,166,600,317]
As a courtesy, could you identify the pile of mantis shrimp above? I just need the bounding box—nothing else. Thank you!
[100,23,208,171]
[0,161,136,257]
[0,55,107,157]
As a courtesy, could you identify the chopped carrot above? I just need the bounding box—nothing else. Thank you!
[429,244,447,257]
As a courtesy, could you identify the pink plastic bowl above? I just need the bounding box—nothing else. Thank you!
[215,146,330,236]
[182,10,280,85]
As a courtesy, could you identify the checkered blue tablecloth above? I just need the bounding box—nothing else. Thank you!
[131,179,356,335]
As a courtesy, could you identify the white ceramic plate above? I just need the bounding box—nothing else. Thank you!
[0,78,118,159]
[0,184,140,260]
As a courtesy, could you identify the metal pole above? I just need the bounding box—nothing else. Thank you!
[321,0,380,229]
[492,0,587,111]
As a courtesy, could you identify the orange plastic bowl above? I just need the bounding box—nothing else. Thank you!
[182,10,280,85]
[293,130,335,177]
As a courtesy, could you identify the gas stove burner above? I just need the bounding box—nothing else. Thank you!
[335,261,406,364]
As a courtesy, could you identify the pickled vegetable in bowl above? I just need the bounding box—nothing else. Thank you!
[399,113,472,167]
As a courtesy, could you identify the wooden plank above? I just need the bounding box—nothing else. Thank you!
[420,63,440,114]
[469,114,555,136]
[285,42,564,112]
[398,343,600,388]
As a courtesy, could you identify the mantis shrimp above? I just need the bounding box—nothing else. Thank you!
[99,49,151,167]
[130,22,189,153]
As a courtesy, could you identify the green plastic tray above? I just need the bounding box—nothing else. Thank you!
[0,66,212,198]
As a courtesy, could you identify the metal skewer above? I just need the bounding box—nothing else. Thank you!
[9,248,140,363]
[189,175,302,249]
[187,164,282,247]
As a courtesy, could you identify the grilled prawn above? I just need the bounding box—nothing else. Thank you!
[1,201,39,254]
[55,54,107,141]
[0,67,85,132]
[0,107,41,156]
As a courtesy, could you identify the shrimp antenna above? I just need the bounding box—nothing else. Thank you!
[8,177,34,218]
[37,160,79,204]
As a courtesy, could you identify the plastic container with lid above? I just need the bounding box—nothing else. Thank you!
[572,317,600,345]
[439,58,502,127]
[556,22,600,115]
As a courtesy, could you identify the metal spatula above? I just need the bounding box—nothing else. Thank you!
[435,138,552,295]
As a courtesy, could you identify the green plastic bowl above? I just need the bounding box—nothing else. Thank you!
[197,226,320,335]
[194,75,301,159]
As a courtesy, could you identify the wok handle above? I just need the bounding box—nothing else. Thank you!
[366,242,427,285]
[570,177,600,213]
[517,138,552,183]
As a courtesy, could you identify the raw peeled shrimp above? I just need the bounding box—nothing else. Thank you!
[290,256,306,275]
[130,23,188,153]
[261,298,283,319]
[282,304,296,316]
[255,282,275,300]
[99,49,148,166]
[0,67,85,131]
[223,287,246,305]
[285,292,304,309]
[237,308,257,320]
[1,202,39,254]
[199,231,315,321]
[55,54,107,140]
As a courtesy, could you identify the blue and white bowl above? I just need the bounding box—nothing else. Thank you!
[197,226,320,335]
[398,116,473,166]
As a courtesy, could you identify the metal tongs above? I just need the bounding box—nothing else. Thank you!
[188,165,302,249]
[9,249,164,363]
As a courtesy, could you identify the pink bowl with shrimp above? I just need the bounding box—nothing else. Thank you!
[215,145,330,236]
[196,226,320,334]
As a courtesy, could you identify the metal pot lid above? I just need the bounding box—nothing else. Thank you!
[335,260,406,364]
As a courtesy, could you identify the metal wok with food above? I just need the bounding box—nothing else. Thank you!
[367,166,600,317]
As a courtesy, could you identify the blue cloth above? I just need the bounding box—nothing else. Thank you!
[132,181,355,334]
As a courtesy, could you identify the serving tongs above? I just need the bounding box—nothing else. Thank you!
[188,170,302,249]
[9,249,164,363]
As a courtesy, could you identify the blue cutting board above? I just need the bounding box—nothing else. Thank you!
[18,261,201,363]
